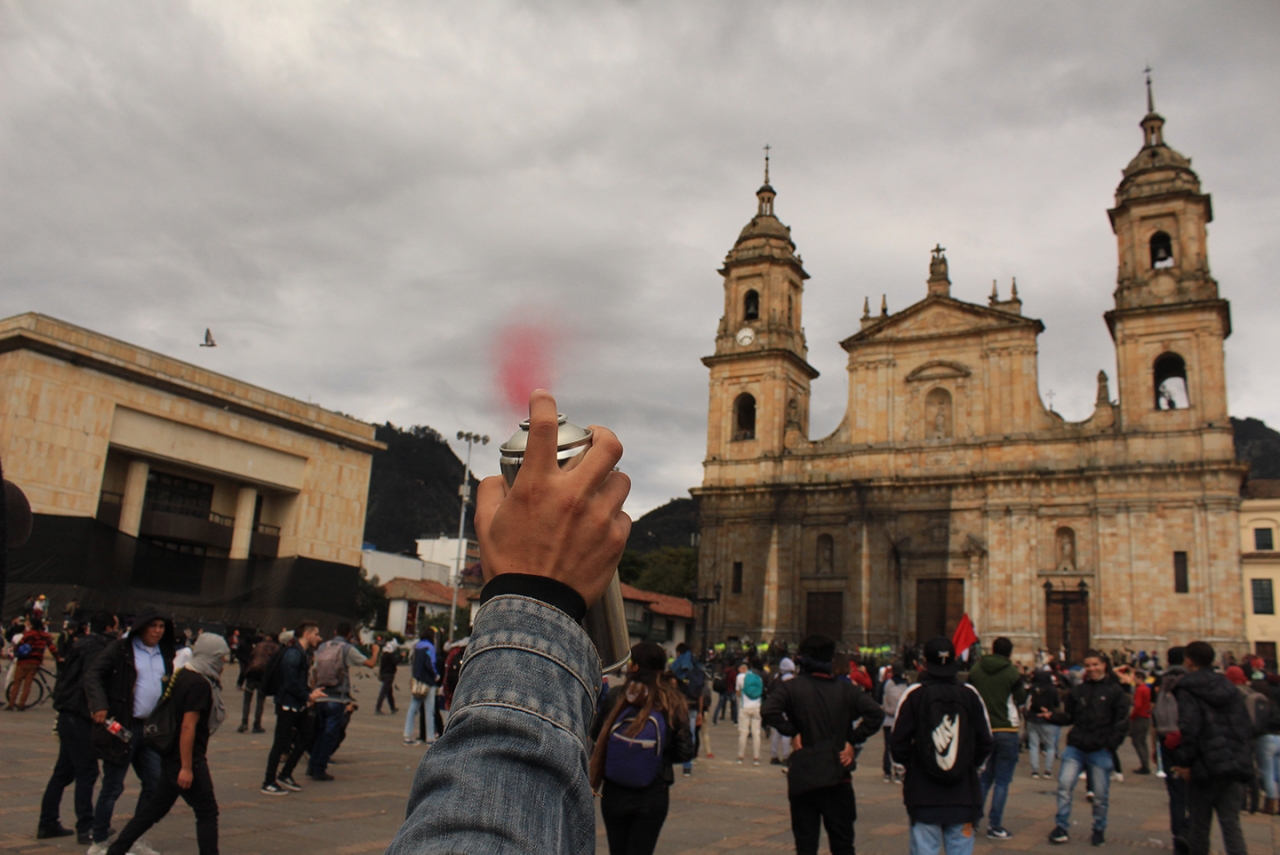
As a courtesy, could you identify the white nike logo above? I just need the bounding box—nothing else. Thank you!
[932,714,960,770]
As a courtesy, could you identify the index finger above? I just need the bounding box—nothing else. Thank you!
[522,389,561,477]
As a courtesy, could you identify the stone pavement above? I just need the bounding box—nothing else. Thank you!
[2,669,1277,854]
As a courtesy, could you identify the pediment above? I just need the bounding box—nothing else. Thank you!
[842,296,1043,350]
[905,360,972,382]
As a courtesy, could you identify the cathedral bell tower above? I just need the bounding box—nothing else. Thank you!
[1105,77,1231,434]
[703,154,818,468]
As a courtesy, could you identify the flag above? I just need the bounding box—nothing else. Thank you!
[952,613,978,662]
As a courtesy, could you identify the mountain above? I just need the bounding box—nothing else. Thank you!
[363,423,477,555]
[1233,417,1280,480]
[626,497,699,553]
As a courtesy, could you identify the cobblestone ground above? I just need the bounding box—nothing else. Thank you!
[3,669,1277,854]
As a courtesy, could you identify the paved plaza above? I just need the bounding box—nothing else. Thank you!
[3,668,1277,854]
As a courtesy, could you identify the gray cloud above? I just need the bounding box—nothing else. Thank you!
[3,2,1277,515]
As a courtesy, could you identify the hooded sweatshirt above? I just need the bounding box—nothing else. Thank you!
[967,654,1027,731]
[84,605,177,724]
[1172,668,1255,782]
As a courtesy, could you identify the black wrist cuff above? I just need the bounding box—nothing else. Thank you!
[479,574,587,623]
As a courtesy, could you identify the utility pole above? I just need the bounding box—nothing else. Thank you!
[448,430,488,642]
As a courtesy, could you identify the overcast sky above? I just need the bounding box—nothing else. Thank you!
[3,2,1278,517]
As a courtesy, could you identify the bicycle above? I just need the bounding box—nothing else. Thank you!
[6,664,57,708]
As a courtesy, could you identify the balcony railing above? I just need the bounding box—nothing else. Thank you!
[139,508,234,551]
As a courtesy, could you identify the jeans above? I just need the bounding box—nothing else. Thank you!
[738,704,762,761]
[106,759,218,855]
[1161,743,1189,844]
[385,593,602,855]
[1027,721,1059,775]
[1258,734,1280,800]
[376,675,397,712]
[684,709,698,773]
[601,779,669,855]
[980,732,1019,830]
[263,706,311,787]
[401,686,437,742]
[93,721,163,843]
[1187,779,1247,855]
[307,702,346,776]
[909,821,975,855]
[39,713,100,834]
[1055,745,1113,833]
[713,690,737,724]
[790,781,855,855]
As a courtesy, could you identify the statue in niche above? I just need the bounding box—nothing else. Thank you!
[1056,527,1076,571]
[786,396,801,430]
[926,387,952,439]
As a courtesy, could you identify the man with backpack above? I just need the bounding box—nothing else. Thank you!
[736,658,766,766]
[238,632,279,734]
[307,622,379,781]
[1168,641,1254,855]
[1041,650,1130,846]
[761,634,884,855]
[890,637,994,855]
[261,621,325,796]
[967,636,1027,839]
[672,643,707,777]
[1155,647,1191,852]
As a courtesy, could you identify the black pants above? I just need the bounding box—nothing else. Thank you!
[376,675,396,712]
[106,759,218,855]
[39,713,100,834]
[790,781,855,855]
[601,780,669,855]
[1187,779,1247,855]
[1161,744,1189,846]
[264,706,311,786]
[241,686,265,728]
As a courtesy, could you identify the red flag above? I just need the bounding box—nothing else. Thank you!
[952,614,978,662]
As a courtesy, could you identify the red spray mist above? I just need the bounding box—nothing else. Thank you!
[495,322,559,415]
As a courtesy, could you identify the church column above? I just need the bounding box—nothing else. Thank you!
[118,459,149,537]
[762,524,780,638]
[229,485,258,560]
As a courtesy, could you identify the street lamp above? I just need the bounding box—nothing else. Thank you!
[448,430,489,642]
[688,580,723,658]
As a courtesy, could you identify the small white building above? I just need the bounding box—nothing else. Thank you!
[362,548,451,586]
[415,536,480,583]
[383,577,461,638]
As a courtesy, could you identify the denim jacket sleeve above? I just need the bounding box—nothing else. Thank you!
[387,593,602,855]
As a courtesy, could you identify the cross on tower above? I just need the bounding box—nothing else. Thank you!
[763,143,771,184]
[931,243,946,257]
[1144,64,1154,113]
[1047,389,1057,411]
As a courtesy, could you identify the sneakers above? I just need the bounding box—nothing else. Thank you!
[986,827,1012,840]
[1091,829,1105,846]
[252,726,266,734]
[237,724,249,733]
[1086,790,1095,802]
[682,768,692,777]
[706,752,715,759]
[753,759,761,766]
[1111,772,1123,782]
[36,825,75,840]
[1048,827,1070,845]
[309,772,335,781]
[87,842,110,855]
[260,783,288,796]
[1135,767,1151,775]
[771,757,782,766]
[736,758,744,765]
[403,738,422,745]
[1157,769,1168,779]
[131,840,161,855]
[276,776,302,792]
[1031,771,1040,779]
[883,775,892,783]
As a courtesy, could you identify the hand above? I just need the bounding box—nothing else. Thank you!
[696,714,704,728]
[1039,710,1053,719]
[839,742,855,767]
[177,767,193,789]
[309,688,326,702]
[92,710,107,725]
[1172,766,1191,781]
[476,390,632,606]
[791,734,802,751]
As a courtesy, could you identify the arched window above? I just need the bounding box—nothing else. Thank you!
[925,387,952,439]
[1150,231,1174,269]
[1056,527,1076,571]
[743,289,759,321]
[733,393,756,441]
[1154,352,1189,410]
[816,534,834,575]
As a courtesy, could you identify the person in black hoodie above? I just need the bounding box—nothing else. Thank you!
[36,611,117,843]
[1169,641,1252,855]
[1042,650,1129,846]
[84,606,177,853]
[891,637,994,855]
[762,634,884,855]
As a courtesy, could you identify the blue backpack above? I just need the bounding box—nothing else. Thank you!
[604,707,667,788]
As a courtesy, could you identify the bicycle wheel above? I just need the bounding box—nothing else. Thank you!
[29,669,51,707]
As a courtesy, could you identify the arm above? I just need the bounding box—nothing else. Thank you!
[1010,673,1028,707]
[387,390,628,855]
[889,684,921,766]
[669,714,695,765]
[85,638,119,723]
[1108,686,1131,749]
[1045,687,1075,726]
[177,710,199,789]
[967,685,996,768]
[849,687,885,746]
[760,680,795,736]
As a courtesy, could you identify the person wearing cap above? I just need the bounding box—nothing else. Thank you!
[1041,650,1130,846]
[890,637,994,855]
[761,634,884,855]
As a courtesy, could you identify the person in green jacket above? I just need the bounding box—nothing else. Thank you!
[968,637,1028,838]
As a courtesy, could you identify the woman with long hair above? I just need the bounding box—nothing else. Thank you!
[589,642,694,855]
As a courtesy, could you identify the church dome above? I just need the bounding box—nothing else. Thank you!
[1115,102,1201,203]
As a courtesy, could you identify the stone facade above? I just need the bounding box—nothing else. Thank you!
[1240,481,1280,667]
[693,105,1245,662]
[0,313,382,567]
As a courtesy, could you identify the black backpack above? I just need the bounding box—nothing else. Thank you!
[913,683,976,784]
[681,666,706,701]
[259,643,293,697]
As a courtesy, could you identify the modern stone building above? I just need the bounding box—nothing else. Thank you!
[0,313,383,629]
[693,99,1245,662]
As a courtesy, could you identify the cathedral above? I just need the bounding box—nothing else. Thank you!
[692,93,1245,662]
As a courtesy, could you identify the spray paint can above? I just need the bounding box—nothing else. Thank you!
[499,413,631,674]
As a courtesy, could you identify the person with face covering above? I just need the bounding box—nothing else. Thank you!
[107,633,228,855]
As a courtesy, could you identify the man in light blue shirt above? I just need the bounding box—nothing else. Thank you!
[132,633,166,719]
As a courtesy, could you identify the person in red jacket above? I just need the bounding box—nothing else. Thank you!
[1119,666,1153,775]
